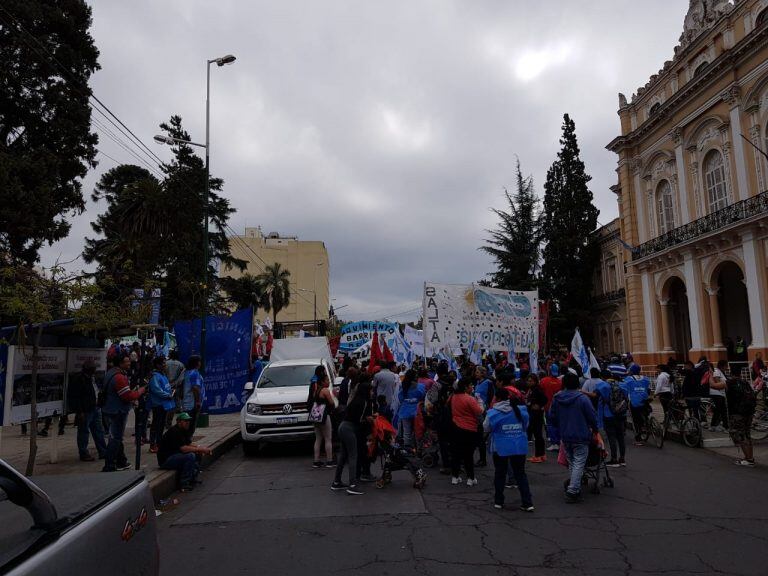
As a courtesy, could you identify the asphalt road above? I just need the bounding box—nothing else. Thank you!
[157,439,767,575]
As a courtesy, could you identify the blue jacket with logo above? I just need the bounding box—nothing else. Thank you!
[622,375,650,407]
[483,401,530,456]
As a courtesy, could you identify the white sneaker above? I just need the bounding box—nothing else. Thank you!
[734,459,756,467]
[546,444,560,452]
[466,478,478,487]
[451,476,462,485]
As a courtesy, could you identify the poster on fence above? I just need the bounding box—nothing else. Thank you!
[3,346,67,425]
[339,321,399,354]
[422,283,539,354]
[175,308,253,415]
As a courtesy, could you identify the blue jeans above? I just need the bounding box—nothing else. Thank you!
[564,442,589,495]
[161,452,199,486]
[77,409,107,458]
[104,412,129,469]
[398,417,415,449]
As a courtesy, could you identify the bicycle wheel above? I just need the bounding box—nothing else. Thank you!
[751,410,768,441]
[649,416,664,449]
[681,417,702,448]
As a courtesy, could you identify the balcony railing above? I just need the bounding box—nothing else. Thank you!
[592,288,626,304]
[632,190,768,260]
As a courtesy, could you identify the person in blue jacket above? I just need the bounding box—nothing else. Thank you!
[596,369,630,466]
[397,369,426,449]
[149,356,176,453]
[483,387,534,511]
[623,364,651,445]
[550,370,598,503]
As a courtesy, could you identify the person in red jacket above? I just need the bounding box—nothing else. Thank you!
[449,379,483,487]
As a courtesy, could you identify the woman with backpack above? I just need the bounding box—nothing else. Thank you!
[597,370,629,467]
[484,387,534,511]
[712,374,756,467]
[525,373,547,463]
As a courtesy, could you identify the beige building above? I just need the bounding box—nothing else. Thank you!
[591,218,630,356]
[607,0,768,365]
[222,228,330,324]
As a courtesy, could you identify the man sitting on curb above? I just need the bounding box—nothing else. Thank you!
[157,412,213,492]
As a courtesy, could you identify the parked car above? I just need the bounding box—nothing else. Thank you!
[0,459,159,575]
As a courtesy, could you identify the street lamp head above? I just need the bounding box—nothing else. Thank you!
[215,54,237,66]
[153,134,175,145]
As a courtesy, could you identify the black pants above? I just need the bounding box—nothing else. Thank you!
[476,425,487,464]
[603,417,626,461]
[658,392,673,419]
[450,426,476,479]
[150,406,168,447]
[334,421,358,485]
[630,405,648,441]
[493,453,532,507]
[187,406,201,440]
[436,424,451,469]
[710,395,728,429]
[528,410,545,457]
[355,424,371,478]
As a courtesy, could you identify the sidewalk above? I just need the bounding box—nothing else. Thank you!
[0,412,241,499]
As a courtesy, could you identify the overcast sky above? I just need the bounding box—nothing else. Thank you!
[39,0,690,322]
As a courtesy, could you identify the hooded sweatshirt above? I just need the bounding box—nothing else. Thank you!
[483,400,530,456]
[550,390,597,444]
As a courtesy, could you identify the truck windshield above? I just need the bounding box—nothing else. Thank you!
[257,365,318,388]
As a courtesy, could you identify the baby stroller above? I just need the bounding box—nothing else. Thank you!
[582,433,614,494]
[369,415,427,489]
[414,403,439,468]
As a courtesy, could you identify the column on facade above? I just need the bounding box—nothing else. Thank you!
[682,252,704,352]
[631,157,648,243]
[658,299,674,352]
[671,128,691,224]
[706,287,724,348]
[723,87,749,201]
[747,105,766,193]
[641,271,657,352]
[742,230,768,349]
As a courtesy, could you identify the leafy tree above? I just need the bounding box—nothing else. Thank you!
[257,263,291,325]
[481,160,542,291]
[540,114,600,344]
[219,273,266,312]
[0,0,99,264]
[84,115,246,324]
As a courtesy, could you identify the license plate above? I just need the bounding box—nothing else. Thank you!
[276,417,298,424]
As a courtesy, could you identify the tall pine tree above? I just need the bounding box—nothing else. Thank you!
[481,160,541,290]
[540,114,599,345]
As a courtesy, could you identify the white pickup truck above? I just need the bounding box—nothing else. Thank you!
[240,337,338,455]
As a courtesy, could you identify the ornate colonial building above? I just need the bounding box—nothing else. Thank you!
[607,0,768,365]
[591,218,630,356]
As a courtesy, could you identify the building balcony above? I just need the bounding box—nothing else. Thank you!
[592,288,626,304]
[632,190,768,261]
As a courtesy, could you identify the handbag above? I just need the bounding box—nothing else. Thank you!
[308,401,327,423]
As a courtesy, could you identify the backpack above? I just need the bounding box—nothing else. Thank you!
[727,377,756,416]
[608,382,629,417]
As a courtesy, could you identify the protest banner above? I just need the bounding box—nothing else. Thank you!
[175,308,253,415]
[422,283,539,354]
[339,321,399,353]
[3,346,67,425]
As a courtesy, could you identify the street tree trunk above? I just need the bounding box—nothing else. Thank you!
[25,323,44,476]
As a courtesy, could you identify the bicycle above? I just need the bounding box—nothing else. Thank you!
[655,399,702,448]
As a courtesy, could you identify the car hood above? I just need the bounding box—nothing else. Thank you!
[250,386,309,405]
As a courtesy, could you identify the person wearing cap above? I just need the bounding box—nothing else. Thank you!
[540,364,563,451]
[157,412,213,491]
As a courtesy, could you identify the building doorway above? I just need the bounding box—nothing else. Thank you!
[716,261,751,360]
[667,278,692,361]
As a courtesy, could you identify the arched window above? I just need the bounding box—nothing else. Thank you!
[757,9,768,28]
[694,62,709,77]
[656,180,675,234]
[704,150,729,212]
[650,102,661,115]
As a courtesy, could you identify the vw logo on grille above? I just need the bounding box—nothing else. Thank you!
[282,404,293,415]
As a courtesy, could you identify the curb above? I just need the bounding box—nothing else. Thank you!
[148,428,241,504]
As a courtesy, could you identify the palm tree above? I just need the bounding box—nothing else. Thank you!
[220,273,265,312]
[257,263,291,325]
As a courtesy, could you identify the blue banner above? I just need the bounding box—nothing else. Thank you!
[339,321,399,353]
[174,308,253,415]
[0,343,7,426]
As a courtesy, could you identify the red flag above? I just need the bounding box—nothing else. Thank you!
[381,338,394,363]
[368,331,383,374]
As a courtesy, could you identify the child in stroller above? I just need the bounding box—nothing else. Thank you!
[370,415,427,489]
